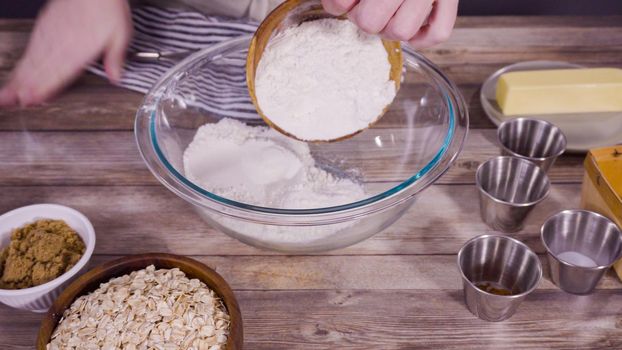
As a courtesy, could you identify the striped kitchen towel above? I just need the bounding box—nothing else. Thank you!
[88,6,260,119]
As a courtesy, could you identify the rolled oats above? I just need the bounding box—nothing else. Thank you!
[47,265,230,350]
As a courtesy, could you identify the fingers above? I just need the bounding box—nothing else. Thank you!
[0,2,93,106]
[408,0,459,49]
[321,0,358,16]
[104,40,126,85]
[0,38,39,106]
[104,3,132,84]
[2,37,74,106]
[0,72,19,107]
[382,0,435,41]
[8,30,95,106]
[348,0,404,34]
[0,0,133,107]
[322,0,457,49]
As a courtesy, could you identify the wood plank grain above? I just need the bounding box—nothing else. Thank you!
[0,17,621,132]
[3,63,622,131]
[0,31,28,70]
[0,184,584,256]
[0,76,143,131]
[454,16,622,28]
[2,16,622,68]
[237,290,622,349]
[0,17,616,350]
[0,84,474,131]
[0,70,617,133]
[437,27,622,50]
[0,73,618,132]
[439,60,622,85]
[0,129,585,186]
[0,19,34,32]
[2,61,620,133]
[0,81,491,131]
[1,290,621,349]
[74,255,621,291]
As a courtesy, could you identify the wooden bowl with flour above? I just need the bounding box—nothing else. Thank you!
[246,0,403,142]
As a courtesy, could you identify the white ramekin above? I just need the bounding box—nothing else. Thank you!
[0,204,95,313]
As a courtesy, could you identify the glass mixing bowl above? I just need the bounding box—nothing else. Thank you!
[135,36,468,252]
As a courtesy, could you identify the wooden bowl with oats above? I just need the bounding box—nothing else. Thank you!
[37,253,243,349]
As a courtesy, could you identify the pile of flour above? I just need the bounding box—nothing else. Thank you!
[255,18,396,141]
[183,118,365,209]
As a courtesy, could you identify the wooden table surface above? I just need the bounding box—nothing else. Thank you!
[1,16,622,349]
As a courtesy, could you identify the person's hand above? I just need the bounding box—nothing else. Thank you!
[0,0,132,107]
[321,0,458,48]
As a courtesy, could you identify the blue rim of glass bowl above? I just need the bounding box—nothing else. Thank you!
[146,37,463,216]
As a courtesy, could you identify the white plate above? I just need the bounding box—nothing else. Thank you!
[480,61,622,153]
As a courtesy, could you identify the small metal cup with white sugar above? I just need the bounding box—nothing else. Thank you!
[541,210,622,295]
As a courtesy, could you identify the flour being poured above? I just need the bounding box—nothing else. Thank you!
[255,18,397,141]
[183,118,365,209]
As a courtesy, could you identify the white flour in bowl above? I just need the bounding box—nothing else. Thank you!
[254,18,397,141]
[183,118,365,209]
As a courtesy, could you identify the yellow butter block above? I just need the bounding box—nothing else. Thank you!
[496,68,622,115]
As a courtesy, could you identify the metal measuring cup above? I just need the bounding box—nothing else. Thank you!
[457,234,542,322]
[497,118,567,172]
[476,156,550,232]
[541,210,622,295]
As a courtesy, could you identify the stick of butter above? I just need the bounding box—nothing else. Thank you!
[496,68,622,115]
